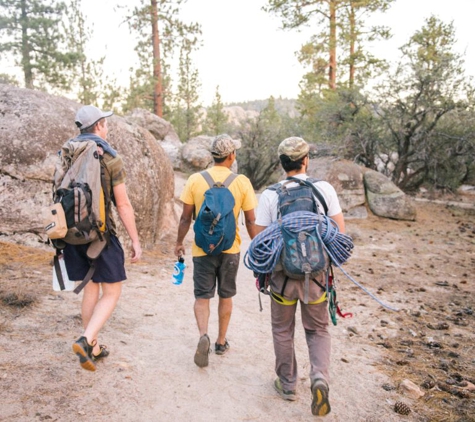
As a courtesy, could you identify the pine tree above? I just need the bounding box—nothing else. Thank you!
[0,0,80,91]
[64,0,103,104]
[168,38,202,142]
[264,0,393,90]
[237,96,299,189]
[376,16,473,191]
[202,87,229,136]
[124,0,201,117]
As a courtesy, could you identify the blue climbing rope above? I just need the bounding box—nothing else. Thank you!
[244,211,399,312]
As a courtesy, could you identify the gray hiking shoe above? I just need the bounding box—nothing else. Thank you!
[72,336,96,371]
[215,339,230,355]
[311,378,331,416]
[274,378,297,401]
[194,334,211,368]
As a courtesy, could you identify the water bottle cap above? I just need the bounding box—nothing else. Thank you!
[179,256,185,263]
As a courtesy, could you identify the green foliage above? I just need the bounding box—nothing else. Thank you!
[375,16,473,191]
[63,0,122,108]
[265,0,394,90]
[236,96,301,190]
[124,0,201,116]
[0,0,80,91]
[338,0,393,87]
[202,87,230,136]
[167,38,202,142]
[0,73,19,85]
[418,109,475,191]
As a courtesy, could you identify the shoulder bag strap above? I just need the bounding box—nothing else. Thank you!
[222,172,238,188]
[200,170,215,188]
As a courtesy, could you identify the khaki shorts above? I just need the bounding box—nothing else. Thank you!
[192,253,240,299]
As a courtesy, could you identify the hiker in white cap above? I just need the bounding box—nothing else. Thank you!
[67,105,142,371]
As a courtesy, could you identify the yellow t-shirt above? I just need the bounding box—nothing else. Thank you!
[180,166,258,257]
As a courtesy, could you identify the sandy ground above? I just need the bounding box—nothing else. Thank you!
[0,182,474,421]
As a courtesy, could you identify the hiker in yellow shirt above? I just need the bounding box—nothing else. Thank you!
[175,134,257,368]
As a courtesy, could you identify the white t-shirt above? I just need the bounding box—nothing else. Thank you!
[255,174,342,227]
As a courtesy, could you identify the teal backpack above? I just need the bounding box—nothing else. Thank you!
[193,171,238,255]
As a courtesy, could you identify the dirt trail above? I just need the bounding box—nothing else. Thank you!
[1,185,474,421]
[0,234,406,421]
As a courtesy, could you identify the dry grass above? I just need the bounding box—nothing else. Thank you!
[0,241,52,313]
[0,241,51,267]
[0,292,36,308]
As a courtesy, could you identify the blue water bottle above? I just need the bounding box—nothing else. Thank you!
[172,256,186,285]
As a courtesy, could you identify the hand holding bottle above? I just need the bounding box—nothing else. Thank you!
[172,256,186,285]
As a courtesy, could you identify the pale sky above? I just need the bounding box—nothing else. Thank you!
[82,0,475,106]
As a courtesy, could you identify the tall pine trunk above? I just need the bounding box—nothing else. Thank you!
[349,2,356,88]
[328,0,337,90]
[151,0,163,117]
[20,0,33,88]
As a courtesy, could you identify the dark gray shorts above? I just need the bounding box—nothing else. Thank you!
[192,253,240,299]
[63,234,126,283]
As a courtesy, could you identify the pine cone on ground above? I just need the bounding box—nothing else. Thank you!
[421,379,435,389]
[394,401,411,415]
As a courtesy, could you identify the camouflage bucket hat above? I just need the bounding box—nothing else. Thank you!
[211,134,241,158]
[277,137,310,161]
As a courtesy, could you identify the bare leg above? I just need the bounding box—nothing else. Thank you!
[81,281,100,330]
[217,297,232,345]
[82,282,122,355]
[194,298,210,336]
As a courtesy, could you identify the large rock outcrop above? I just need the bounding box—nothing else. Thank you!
[364,170,417,221]
[308,158,367,219]
[0,84,175,248]
[181,135,240,173]
[124,108,183,171]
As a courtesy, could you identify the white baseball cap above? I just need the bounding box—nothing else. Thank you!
[75,105,113,130]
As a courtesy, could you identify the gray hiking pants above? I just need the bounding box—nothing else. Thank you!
[270,271,331,392]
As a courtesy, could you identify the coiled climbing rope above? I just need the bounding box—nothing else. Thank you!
[244,211,399,312]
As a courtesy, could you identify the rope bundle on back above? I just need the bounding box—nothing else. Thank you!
[244,211,399,312]
[244,211,352,274]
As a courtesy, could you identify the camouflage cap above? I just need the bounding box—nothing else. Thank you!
[211,134,241,158]
[277,137,310,161]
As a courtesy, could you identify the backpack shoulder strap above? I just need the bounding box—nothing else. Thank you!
[286,176,329,215]
[267,182,282,192]
[222,172,238,188]
[200,170,215,188]
[306,177,321,184]
[201,171,238,189]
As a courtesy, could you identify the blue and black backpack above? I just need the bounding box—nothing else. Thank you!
[267,176,330,302]
[194,171,238,255]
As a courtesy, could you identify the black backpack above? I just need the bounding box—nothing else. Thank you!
[268,176,328,217]
[267,177,330,303]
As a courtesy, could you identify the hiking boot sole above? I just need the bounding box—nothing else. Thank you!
[72,342,96,372]
[194,335,210,368]
[311,379,331,416]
